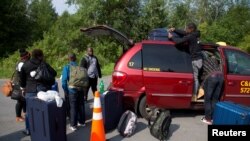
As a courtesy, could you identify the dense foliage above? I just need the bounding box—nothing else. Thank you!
[1,0,250,78]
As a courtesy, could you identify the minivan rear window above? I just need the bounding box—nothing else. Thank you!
[142,44,192,73]
[128,50,142,69]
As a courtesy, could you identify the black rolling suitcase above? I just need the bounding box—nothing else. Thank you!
[101,90,123,132]
[27,97,66,141]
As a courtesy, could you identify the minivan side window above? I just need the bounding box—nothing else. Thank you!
[142,44,192,73]
[128,50,142,69]
[225,49,250,75]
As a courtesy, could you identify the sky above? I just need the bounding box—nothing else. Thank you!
[52,0,78,15]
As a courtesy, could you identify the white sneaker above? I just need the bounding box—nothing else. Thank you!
[201,117,212,125]
[77,123,86,127]
[69,126,77,131]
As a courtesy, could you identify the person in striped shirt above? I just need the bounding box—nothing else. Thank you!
[200,51,224,125]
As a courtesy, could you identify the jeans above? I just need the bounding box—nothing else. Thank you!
[25,93,37,132]
[68,89,86,127]
[192,59,203,96]
[204,74,224,120]
[64,91,70,118]
[77,89,86,124]
[85,77,98,100]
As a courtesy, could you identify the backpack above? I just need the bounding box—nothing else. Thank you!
[148,110,172,141]
[117,110,137,137]
[35,62,55,86]
[68,65,88,88]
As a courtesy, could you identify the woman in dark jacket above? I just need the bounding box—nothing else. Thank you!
[12,49,31,122]
[20,49,57,135]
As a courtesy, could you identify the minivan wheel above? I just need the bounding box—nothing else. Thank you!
[139,96,154,120]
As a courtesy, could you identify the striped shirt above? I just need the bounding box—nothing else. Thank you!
[201,51,222,85]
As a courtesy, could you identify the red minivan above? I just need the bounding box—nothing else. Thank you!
[81,25,250,119]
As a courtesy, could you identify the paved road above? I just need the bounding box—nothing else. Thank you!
[0,76,207,141]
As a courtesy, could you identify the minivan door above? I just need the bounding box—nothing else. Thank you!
[143,43,194,109]
[223,48,250,106]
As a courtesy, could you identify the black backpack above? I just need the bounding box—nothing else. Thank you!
[148,110,172,141]
[35,62,55,86]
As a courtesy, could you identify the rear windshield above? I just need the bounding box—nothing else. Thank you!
[142,44,193,73]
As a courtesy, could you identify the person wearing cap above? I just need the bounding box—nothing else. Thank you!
[168,23,203,100]
[12,49,31,122]
[61,53,86,131]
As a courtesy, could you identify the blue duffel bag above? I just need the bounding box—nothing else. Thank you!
[148,28,179,41]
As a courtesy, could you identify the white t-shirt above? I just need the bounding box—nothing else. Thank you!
[17,62,24,72]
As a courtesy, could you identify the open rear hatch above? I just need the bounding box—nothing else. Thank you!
[80,25,134,52]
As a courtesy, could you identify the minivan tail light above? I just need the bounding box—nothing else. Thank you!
[112,71,127,87]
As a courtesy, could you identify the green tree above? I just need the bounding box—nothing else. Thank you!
[65,0,139,62]
[1,0,250,78]
[134,0,169,40]
[169,3,190,28]
[28,0,58,41]
[168,0,229,27]
[97,0,141,37]
[201,5,250,45]
[0,0,31,57]
[195,0,228,24]
[239,34,250,53]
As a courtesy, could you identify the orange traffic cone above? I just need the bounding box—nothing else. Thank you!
[90,91,106,141]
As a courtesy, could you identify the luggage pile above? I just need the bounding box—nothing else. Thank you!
[101,90,173,140]
[100,90,139,137]
[24,88,174,140]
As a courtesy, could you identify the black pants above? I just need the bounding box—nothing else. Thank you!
[85,77,98,101]
[204,74,224,120]
[64,91,70,119]
[16,99,26,117]
[68,89,86,127]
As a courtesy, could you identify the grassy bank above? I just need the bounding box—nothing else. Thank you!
[101,63,114,76]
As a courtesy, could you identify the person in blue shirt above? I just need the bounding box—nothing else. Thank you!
[61,53,86,131]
